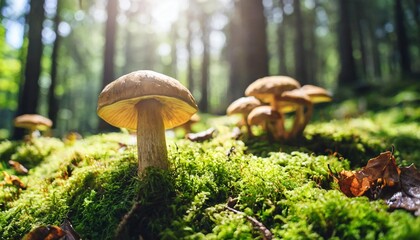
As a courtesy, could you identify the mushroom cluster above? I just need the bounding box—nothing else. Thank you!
[227,76,332,141]
[97,70,198,174]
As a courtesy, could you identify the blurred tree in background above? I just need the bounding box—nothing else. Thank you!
[0,0,419,139]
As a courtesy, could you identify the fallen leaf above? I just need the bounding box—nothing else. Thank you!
[8,160,29,174]
[386,164,420,216]
[387,191,420,216]
[3,171,27,190]
[362,151,400,188]
[400,164,420,199]
[60,218,81,240]
[186,128,216,142]
[332,150,420,215]
[333,151,400,198]
[22,225,66,240]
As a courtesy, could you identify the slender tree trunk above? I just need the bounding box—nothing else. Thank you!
[98,0,118,132]
[170,22,178,78]
[307,1,317,84]
[199,13,210,112]
[238,0,269,86]
[337,0,357,88]
[13,0,46,139]
[356,19,368,78]
[227,3,246,103]
[277,0,288,75]
[48,0,61,129]
[395,0,411,76]
[294,0,307,84]
[186,3,195,94]
[368,21,382,79]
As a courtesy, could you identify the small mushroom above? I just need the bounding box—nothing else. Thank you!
[300,85,333,103]
[279,89,312,139]
[226,96,261,137]
[298,85,333,136]
[177,113,201,134]
[14,114,52,139]
[247,105,282,141]
[97,70,198,174]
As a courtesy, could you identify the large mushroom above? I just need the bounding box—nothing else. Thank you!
[97,70,198,173]
[226,96,261,136]
[14,114,53,139]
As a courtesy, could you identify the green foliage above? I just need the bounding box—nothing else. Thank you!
[9,138,64,169]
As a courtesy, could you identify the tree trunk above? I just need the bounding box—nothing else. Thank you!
[98,0,118,132]
[186,1,195,95]
[13,0,46,139]
[395,0,411,76]
[337,0,357,88]
[227,2,247,103]
[368,21,382,79]
[48,0,62,129]
[199,12,210,112]
[294,0,307,84]
[277,0,288,75]
[170,22,178,79]
[238,0,269,86]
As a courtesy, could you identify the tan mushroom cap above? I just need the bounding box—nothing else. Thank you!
[247,105,281,126]
[97,70,198,130]
[300,85,333,103]
[245,76,301,104]
[226,96,261,115]
[279,89,312,106]
[14,114,52,131]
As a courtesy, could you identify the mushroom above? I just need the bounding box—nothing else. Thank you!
[97,70,198,173]
[247,105,282,141]
[178,113,201,134]
[300,85,333,103]
[226,96,261,137]
[298,85,333,135]
[278,89,312,139]
[245,76,301,137]
[14,114,53,139]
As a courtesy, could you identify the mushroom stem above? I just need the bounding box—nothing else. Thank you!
[243,115,253,137]
[288,106,304,139]
[295,103,313,137]
[136,99,168,173]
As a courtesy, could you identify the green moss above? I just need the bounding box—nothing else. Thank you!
[0,107,419,239]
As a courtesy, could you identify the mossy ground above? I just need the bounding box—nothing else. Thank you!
[0,103,419,239]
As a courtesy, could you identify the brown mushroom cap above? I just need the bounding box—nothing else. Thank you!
[279,89,311,106]
[14,114,52,131]
[300,85,332,103]
[247,105,281,126]
[245,76,301,104]
[226,96,261,116]
[97,70,198,130]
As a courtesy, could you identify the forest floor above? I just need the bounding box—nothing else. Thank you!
[0,85,419,239]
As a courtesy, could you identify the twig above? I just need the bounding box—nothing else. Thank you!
[225,205,273,240]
